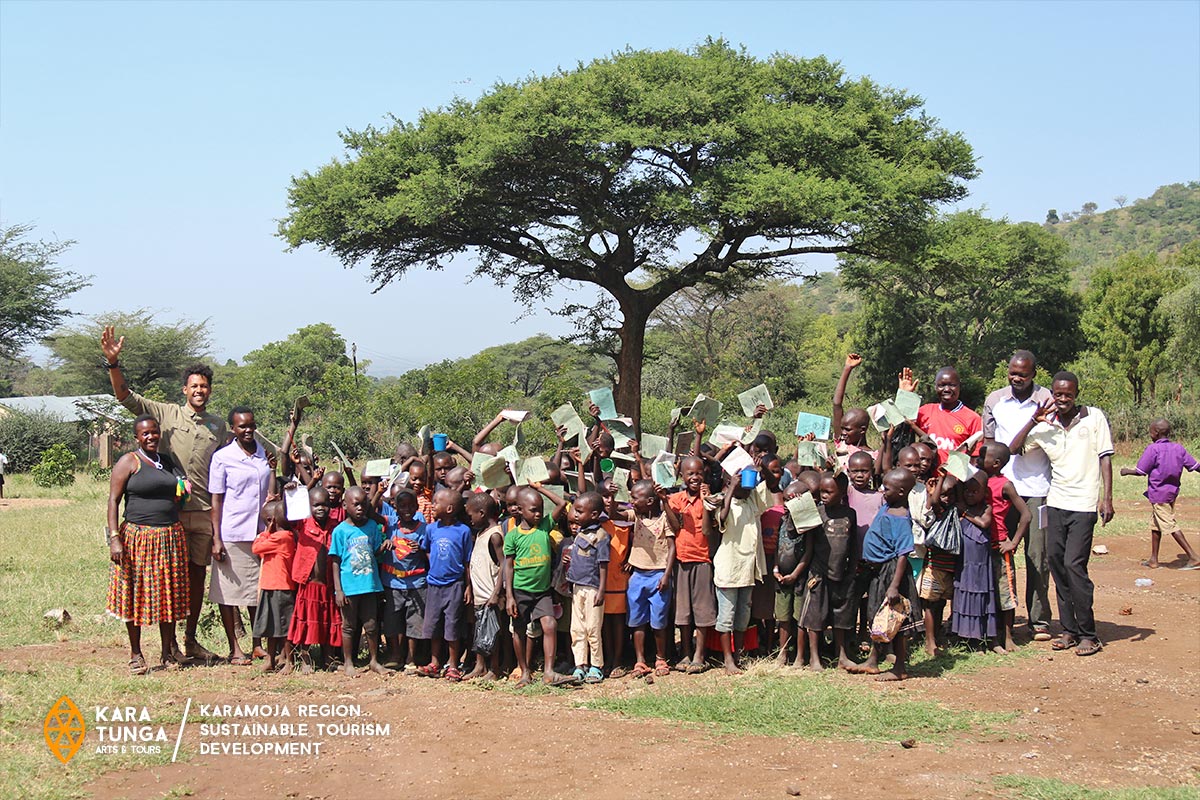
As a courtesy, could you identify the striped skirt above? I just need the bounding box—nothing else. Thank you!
[106,521,190,625]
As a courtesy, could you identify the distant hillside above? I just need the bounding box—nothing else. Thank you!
[1049,182,1200,279]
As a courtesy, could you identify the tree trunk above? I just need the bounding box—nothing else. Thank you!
[612,300,651,435]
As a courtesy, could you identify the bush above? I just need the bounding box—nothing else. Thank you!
[0,410,87,472]
[31,443,77,487]
[87,462,111,483]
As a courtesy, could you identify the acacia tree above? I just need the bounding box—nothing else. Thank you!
[0,224,89,363]
[280,39,976,427]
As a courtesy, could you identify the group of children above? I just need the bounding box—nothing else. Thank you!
[233,353,1158,686]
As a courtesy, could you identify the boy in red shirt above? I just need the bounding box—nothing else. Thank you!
[667,456,718,673]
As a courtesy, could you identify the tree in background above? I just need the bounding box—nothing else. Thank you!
[279,39,976,429]
[218,323,368,453]
[0,224,89,364]
[45,310,211,399]
[842,211,1081,405]
[1082,251,1181,404]
[1163,242,1200,386]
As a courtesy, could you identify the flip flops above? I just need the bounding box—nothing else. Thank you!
[631,662,653,678]
[229,654,253,666]
[415,663,442,678]
[1075,639,1103,657]
[654,657,671,677]
[1180,564,1200,571]
[1051,635,1078,651]
[685,661,708,674]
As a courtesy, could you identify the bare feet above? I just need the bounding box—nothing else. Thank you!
[252,646,269,659]
[480,671,498,681]
[723,660,743,675]
[1141,559,1159,569]
[837,657,860,672]
[367,661,391,676]
[514,675,533,688]
[846,662,880,675]
[991,645,1009,655]
[924,641,938,657]
[261,660,276,673]
[342,663,358,676]
[277,661,294,676]
[808,658,824,672]
[875,670,906,682]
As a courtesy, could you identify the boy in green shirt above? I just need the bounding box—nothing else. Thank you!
[504,484,572,686]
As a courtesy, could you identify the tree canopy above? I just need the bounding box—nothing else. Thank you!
[0,224,89,363]
[841,211,1082,404]
[45,310,211,399]
[280,38,976,428]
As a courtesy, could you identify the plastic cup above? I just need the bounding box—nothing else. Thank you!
[431,433,448,452]
[600,457,615,474]
[740,469,760,488]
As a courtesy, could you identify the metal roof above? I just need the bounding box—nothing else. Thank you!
[0,395,121,422]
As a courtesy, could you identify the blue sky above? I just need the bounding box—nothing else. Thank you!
[2,0,1197,375]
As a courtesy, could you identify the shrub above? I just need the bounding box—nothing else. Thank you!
[31,443,77,487]
[0,410,87,472]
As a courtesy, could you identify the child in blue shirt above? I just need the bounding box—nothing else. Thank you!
[380,489,429,671]
[417,489,474,682]
[329,486,389,676]
[848,467,916,682]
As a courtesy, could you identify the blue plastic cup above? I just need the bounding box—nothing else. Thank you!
[740,469,760,488]
[431,433,448,452]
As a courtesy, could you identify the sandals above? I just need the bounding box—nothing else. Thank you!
[631,662,653,678]
[654,657,671,677]
[572,667,586,683]
[585,666,604,684]
[443,666,463,682]
[1050,635,1078,651]
[129,655,148,675]
[608,666,628,679]
[685,661,708,674]
[415,664,442,678]
[1075,639,1103,657]
[229,654,253,666]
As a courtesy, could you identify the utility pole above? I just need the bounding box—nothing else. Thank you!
[352,342,359,389]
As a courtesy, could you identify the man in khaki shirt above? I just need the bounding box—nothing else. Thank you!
[102,326,227,662]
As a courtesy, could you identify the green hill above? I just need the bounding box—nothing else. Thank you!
[1048,182,1200,281]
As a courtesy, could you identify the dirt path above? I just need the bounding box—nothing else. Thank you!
[0,498,69,512]
[62,504,1200,798]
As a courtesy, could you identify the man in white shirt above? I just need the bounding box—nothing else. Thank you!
[1010,371,1114,658]
[0,450,8,499]
[983,350,1054,640]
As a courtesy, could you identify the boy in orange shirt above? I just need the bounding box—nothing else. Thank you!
[668,455,718,673]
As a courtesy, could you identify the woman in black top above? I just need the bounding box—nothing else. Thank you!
[106,415,191,673]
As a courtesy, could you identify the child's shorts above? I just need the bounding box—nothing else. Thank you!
[252,589,295,638]
[340,591,380,637]
[1150,502,1181,534]
[714,585,753,633]
[513,589,556,632]
[422,580,465,641]
[917,562,955,602]
[626,568,670,629]
[797,572,854,632]
[991,550,1017,612]
[674,561,717,628]
[382,585,427,639]
[774,584,802,624]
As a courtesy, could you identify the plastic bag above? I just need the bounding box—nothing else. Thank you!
[925,506,963,556]
[870,596,912,643]
[473,605,501,656]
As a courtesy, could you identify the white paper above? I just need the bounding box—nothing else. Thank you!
[501,409,532,424]
[284,484,312,521]
[720,446,755,476]
[785,493,822,530]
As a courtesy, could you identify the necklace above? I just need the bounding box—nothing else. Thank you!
[138,448,163,469]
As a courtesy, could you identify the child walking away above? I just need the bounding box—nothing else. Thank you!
[1121,418,1200,570]
[668,455,719,674]
[622,480,680,678]
[252,501,297,673]
[714,464,780,674]
[798,474,858,671]
[504,484,574,686]
[380,490,429,672]
[289,487,342,672]
[417,489,474,682]
[949,474,998,646]
[564,492,611,683]
[465,492,506,680]
[849,468,917,681]
[981,443,1032,652]
[329,486,390,676]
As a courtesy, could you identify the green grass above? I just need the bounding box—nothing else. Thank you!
[994,775,1200,800]
[583,670,1015,742]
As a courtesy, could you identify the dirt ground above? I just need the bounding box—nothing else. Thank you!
[60,498,1200,798]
